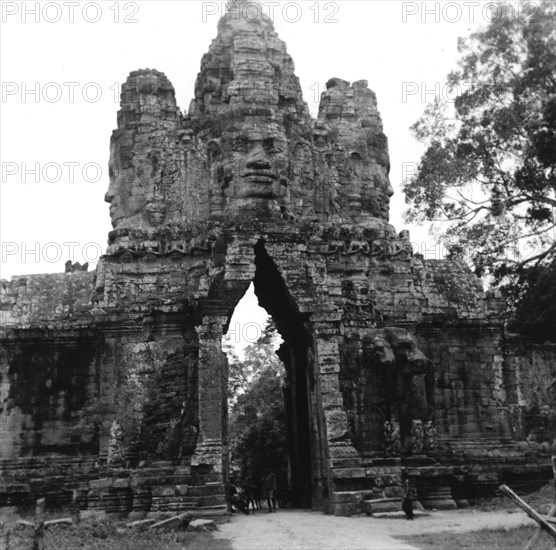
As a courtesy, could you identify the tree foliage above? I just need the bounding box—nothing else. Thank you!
[404,0,556,316]
[226,320,288,482]
[508,259,556,341]
[224,319,281,405]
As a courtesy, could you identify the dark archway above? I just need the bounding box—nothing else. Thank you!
[251,240,314,508]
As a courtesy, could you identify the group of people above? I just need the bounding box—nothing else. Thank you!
[229,471,282,514]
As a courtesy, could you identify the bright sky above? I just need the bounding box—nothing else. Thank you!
[0,0,494,341]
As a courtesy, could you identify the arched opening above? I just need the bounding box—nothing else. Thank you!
[222,240,314,509]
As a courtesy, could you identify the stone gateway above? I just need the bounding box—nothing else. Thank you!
[1,0,554,516]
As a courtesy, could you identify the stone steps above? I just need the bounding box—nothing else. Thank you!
[371,509,429,519]
[363,497,401,515]
[0,458,226,515]
[442,437,519,454]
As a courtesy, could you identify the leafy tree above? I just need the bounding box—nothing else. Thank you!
[224,319,282,406]
[230,363,287,483]
[508,259,556,341]
[223,343,251,408]
[226,320,288,483]
[404,0,556,318]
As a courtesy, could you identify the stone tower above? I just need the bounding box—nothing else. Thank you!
[1,2,552,516]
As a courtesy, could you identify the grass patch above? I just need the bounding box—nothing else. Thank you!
[1,519,233,550]
[400,525,555,550]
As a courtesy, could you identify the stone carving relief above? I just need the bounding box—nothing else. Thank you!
[105,70,179,233]
[207,117,291,219]
[384,420,402,456]
[369,328,436,456]
[107,420,125,468]
[424,419,438,453]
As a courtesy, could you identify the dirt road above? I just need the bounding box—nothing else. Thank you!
[213,508,533,550]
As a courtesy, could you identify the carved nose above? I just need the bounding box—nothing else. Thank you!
[246,153,271,171]
[386,181,394,198]
[105,178,116,203]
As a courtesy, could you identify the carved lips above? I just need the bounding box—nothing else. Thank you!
[243,171,276,182]
[240,170,279,198]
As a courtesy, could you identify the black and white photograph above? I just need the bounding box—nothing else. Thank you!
[1,1,555,548]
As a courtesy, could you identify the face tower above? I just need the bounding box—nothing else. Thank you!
[105,0,395,238]
[97,2,417,513]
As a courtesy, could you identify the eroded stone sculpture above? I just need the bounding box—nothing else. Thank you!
[367,328,434,454]
[424,420,438,453]
[107,420,125,468]
[408,419,425,455]
[384,420,402,457]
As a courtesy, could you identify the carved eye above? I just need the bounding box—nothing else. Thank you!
[263,138,276,153]
[232,136,248,153]
[348,152,364,177]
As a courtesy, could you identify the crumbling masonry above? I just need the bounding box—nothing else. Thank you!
[1,1,555,516]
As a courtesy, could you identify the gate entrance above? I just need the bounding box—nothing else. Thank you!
[224,240,314,508]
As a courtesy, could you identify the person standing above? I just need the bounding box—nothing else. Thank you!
[401,469,414,520]
[264,471,277,513]
[244,477,257,513]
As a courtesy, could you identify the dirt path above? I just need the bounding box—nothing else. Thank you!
[213,508,534,550]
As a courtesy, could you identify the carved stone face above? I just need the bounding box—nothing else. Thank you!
[213,118,290,216]
[105,139,166,230]
[105,148,142,230]
[335,147,395,223]
[105,167,157,231]
[375,171,395,219]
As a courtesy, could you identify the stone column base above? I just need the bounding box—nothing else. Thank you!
[191,439,223,474]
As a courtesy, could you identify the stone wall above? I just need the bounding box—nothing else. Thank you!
[418,324,511,440]
[2,229,554,515]
[503,340,556,445]
[0,330,98,458]
[1,272,95,326]
[1,272,98,460]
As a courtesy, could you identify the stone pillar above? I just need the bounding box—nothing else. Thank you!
[191,316,228,473]
[314,323,363,516]
[98,334,120,462]
[314,328,359,461]
[416,468,457,510]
